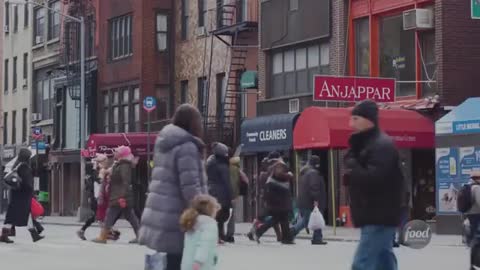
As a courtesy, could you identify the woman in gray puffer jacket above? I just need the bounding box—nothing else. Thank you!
[139,104,208,270]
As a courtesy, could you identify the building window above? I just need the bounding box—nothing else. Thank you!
[109,15,132,60]
[181,0,189,40]
[48,0,61,40]
[197,77,206,113]
[13,5,18,32]
[24,1,29,27]
[180,80,189,103]
[133,88,140,131]
[103,92,109,133]
[270,42,330,98]
[380,15,415,97]
[22,108,27,143]
[3,113,8,145]
[216,73,226,118]
[156,87,169,121]
[112,90,119,132]
[23,53,28,82]
[290,0,299,11]
[421,31,436,98]
[4,59,8,93]
[86,16,95,58]
[121,88,130,132]
[198,0,207,28]
[355,18,370,76]
[13,57,17,91]
[5,2,10,33]
[34,8,45,45]
[156,14,168,52]
[12,111,16,145]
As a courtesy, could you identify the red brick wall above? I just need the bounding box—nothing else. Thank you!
[436,0,480,106]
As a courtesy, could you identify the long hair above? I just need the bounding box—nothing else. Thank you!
[172,104,204,138]
[180,194,220,232]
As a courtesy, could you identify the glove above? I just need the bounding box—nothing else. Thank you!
[118,198,127,208]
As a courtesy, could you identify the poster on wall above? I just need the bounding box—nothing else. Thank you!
[459,147,480,179]
[436,148,461,214]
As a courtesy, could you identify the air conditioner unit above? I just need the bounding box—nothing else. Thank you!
[4,25,9,33]
[35,35,44,44]
[22,78,27,87]
[196,26,207,36]
[289,98,299,113]
[403,8,434,30]
[31,113,42,122]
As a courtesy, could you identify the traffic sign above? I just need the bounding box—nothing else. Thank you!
[32,127,42,140]
[32,141,46,154]
[473,0,480,19]
[143,96,157,112]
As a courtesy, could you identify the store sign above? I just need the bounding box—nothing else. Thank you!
[246,129,288,143]
[472,0,480,19]
[314,76,396,103]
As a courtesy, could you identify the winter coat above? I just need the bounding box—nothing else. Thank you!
[109,159,134,207]
[264,161,293,213]
[298,166,327,211]
[229,158,241,200]
[181,215,218,270]
[139,124,208,255]
[258,158,282,204]
[5,162,34,226]
[206,143,233,208]
[344,127,404,228]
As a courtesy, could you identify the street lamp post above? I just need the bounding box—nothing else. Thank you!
[10,0,88,220]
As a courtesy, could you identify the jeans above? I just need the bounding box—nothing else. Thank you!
[352,225,398,270]
[292,209,323,242]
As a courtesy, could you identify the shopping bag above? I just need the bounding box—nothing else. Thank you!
[145,251,166,270]
[31,198,44,218]
[308,206,326,230]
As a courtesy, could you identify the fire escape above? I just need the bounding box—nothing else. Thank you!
[204,0,258,149]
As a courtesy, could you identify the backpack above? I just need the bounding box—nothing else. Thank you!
[458,183,477,213]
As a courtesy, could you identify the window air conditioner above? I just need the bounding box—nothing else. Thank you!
[31,113,42,122]
[289,98,299,113]
[22,78,27,87]
[35,35,44,44]
[4,25,9,33]
[403,9,434,30]
[196,26,206,36]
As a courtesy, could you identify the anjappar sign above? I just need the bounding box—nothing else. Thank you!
[314,76,396,103]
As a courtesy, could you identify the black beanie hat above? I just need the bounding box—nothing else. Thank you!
[352,100,379,124]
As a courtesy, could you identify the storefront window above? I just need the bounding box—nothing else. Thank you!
[380,15,416,97]
[355,18,370,76]
[421,31,437,98]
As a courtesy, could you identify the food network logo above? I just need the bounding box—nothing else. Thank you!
[401,220,432,249]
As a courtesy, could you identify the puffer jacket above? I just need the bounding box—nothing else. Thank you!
[206,143,233,208]
[297,166,327,211]
[344,127,404,228]
[109,159,134,207]
[138,124,208,254]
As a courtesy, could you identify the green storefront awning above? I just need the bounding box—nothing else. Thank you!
[240,70,258,89]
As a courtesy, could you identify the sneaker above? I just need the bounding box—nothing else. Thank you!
[225,236,235,243]
[77,230,87,241]
[128,238,138,244]
[311,240,328,245]
[281,240,295,245]
[393,242,400,248]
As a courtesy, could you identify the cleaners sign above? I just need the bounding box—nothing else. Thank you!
[314,76,396,103]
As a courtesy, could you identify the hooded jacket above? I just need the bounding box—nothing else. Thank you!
[344,127,404,227]
[109,159,134,207]
[139,124,208,254]
[298,165,327,211]
[264,160,293,213]
[206,143,233,208]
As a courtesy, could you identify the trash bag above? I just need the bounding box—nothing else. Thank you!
[308,206,326,231]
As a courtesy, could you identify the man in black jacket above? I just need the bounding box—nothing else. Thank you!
[344,100,404,270]
[293,155,327,245]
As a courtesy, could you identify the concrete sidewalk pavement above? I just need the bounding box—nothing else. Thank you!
[0,215,464,247]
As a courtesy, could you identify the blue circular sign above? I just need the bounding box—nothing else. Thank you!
[143,96,157,112]
[33,127,42,136]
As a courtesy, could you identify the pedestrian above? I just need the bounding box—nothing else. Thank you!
[0,148,44,243]
[462,171,480,269]
[293,155,328,245]
[180,194,220,270]
[139,104,208,270]
[206,142,233,244]
[254,159,295,244]
[225,156,248,243]
[247,153,283,242]
[344,100,404,270]
[92,145,140,244]
[77,154,120,241]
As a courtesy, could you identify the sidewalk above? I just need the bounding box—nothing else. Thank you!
[0,215,464,247]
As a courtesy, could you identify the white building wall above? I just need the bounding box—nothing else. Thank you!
[3,2,33,146]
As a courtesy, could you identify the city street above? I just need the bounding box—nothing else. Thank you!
[0,224,470,270]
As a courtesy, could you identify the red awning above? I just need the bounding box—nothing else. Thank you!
[84,133,158,157]
[293,107,434,150]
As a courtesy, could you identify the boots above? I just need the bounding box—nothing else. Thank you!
[29,228,45,242]
[92,229,108,244]
[0,228,14,244]
[107,230,121,241]
[9,226,16,237]
[274,224,282,242]
[33,220,44,234]
[77,230,87,241]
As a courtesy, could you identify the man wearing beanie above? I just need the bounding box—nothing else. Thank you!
[344,100,404,270]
